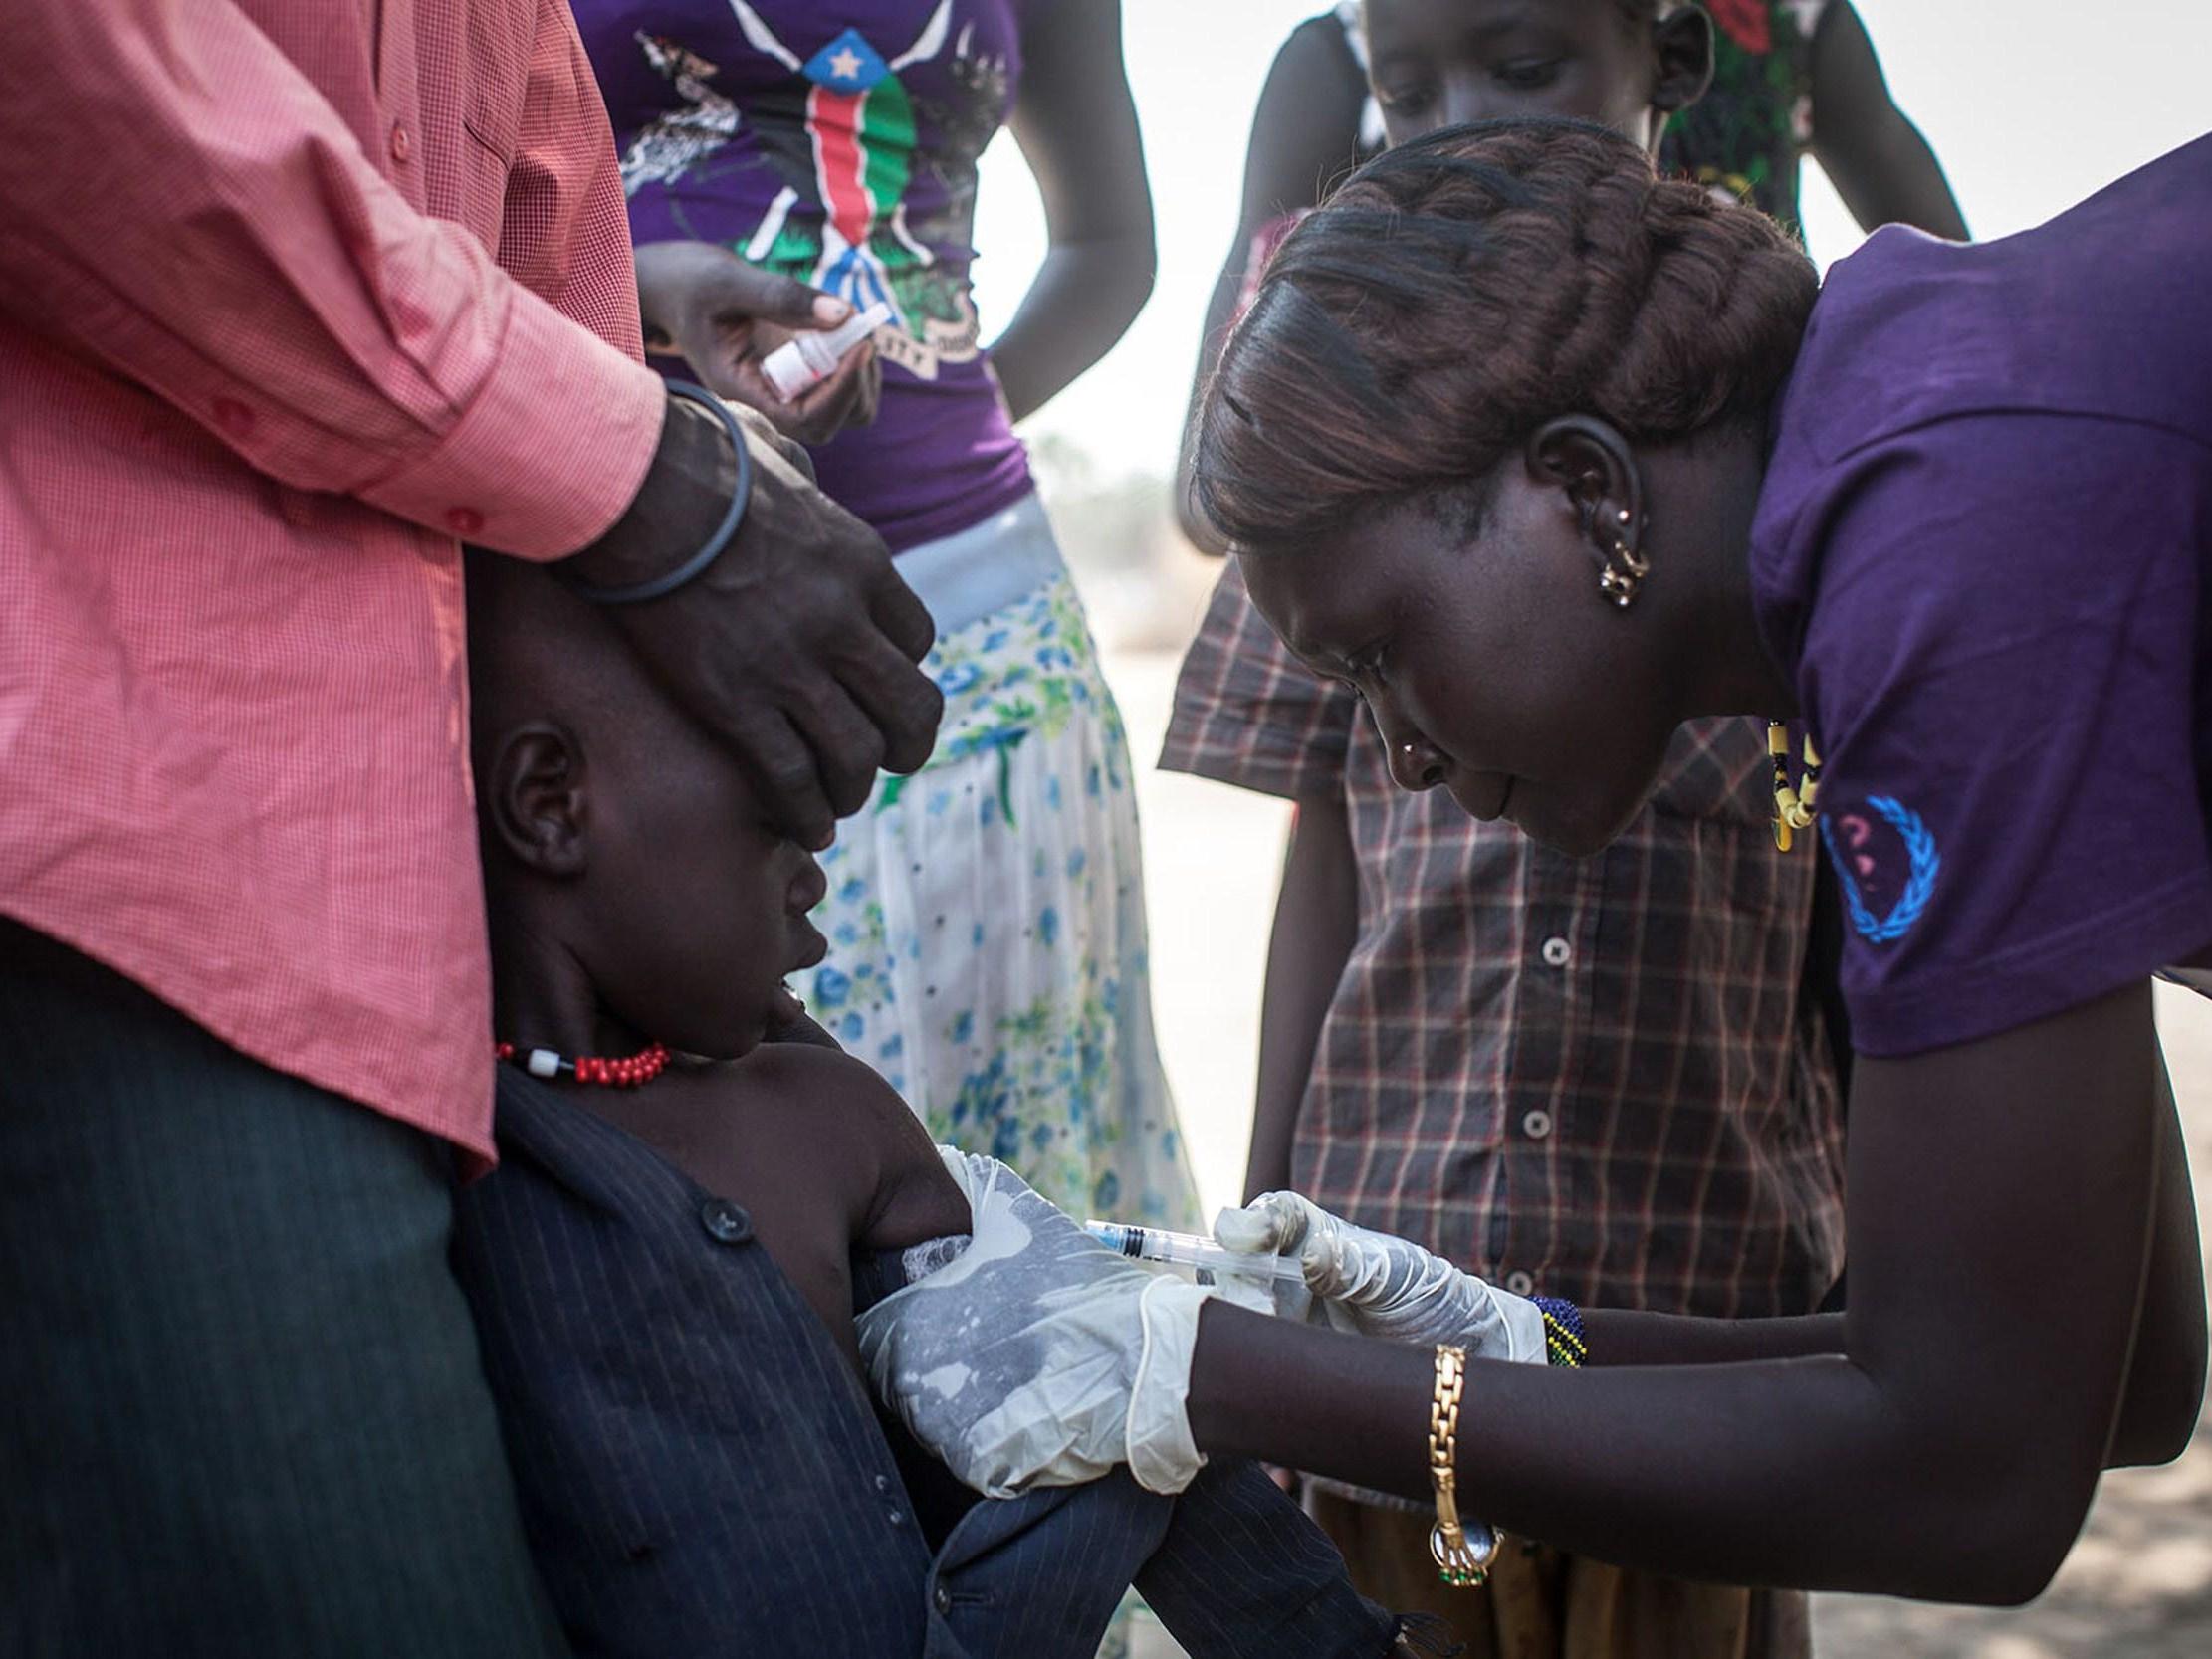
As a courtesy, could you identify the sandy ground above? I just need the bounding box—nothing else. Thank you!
[1100,643,2212,1657]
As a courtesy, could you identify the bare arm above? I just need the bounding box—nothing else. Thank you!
[1190,984,2203,1603]
[840,1059,976,1253]
[1579,1036,2201,1470]
[1176,19,1371,553]
[1245,791,1360,1200]
[1807,2,1969,239]
[991,0,1154,424]
[2110,1052,2208,1466]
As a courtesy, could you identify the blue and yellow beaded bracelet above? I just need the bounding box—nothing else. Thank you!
[1530,1295,1588,1368]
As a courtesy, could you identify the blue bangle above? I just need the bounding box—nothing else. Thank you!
[560,380,752,605]
[1530,1295,1589,1368]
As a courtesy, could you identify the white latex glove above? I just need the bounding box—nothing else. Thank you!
[1215,1190,1548,1362]
[857,1149,1215,1498]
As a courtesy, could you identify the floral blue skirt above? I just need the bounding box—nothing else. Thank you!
[795,494,1201,1232]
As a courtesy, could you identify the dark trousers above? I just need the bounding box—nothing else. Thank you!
[0,920,565,1658]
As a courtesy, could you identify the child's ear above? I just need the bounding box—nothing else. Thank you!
[486,723,589,878]
[1651,5,1716,116]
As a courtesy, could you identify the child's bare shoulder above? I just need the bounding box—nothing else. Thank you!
[728,1042,970,1249]
[730,1037,889,1100]
[729,1040,912,1143]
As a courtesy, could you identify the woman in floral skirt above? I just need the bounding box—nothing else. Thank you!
[572,0,1200,1231]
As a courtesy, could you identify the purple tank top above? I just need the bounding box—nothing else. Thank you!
[576,1,1034,551]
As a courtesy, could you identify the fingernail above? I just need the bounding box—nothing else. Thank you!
[813,296,851,324]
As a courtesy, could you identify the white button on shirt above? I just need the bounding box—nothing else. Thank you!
[1541,936,1573,967]
[1522,1109,1554,1141]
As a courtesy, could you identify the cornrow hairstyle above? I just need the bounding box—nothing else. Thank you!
[1192,116,1819,551]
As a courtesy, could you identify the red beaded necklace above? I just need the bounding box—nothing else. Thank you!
[495,1040,670,1088]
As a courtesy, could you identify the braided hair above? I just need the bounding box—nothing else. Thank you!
[1191,117,1818,549]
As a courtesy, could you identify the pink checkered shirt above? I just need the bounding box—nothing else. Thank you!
[0,1,669,1162]
[1162,563,1847,1318]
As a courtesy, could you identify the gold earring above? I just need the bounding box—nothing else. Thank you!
[1599,538,1649,607]
[1597,505,1647,607]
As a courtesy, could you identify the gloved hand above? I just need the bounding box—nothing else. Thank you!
[1215,1191,1548,1362]
[857,1150,1215,1498]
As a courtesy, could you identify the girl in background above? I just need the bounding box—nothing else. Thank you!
[1177,0,1964,552]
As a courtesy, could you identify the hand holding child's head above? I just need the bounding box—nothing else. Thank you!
[467,557,828,1060]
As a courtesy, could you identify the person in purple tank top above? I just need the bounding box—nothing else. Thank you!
[851,121,2212,1607]
[571,1,1201,1247]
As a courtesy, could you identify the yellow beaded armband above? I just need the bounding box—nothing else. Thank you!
[1767,721,1823,852]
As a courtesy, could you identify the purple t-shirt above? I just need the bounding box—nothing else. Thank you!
[575,1,1034,551]
[1749,134,2212,1057]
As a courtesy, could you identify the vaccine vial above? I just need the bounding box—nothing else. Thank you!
[762,302,894,401]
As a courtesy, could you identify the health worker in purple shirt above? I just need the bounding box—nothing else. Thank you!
[854,119,2211,1606]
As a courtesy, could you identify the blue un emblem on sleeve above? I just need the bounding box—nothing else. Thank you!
[1821,797,1941,944]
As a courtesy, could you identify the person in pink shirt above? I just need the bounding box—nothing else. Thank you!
[0,1,942,1649]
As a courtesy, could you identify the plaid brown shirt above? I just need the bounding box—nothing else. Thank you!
[1162,563,1846,1319]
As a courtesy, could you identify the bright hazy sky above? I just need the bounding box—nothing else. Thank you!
[969,0,2212,477]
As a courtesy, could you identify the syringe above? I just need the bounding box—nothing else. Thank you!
[1085,1220,1308,1285]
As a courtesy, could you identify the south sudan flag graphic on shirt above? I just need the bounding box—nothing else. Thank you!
[728,2,951,329]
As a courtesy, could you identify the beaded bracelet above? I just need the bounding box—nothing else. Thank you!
[1530,1295,1589,1369]
[559,381,753,606]
[1426,1344,1499,1588]
[1767,721,1823,852]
